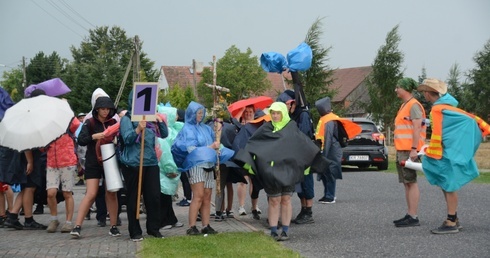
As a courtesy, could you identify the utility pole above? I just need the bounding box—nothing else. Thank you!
[133,36,140,82]
[192,59,198,98]
[22,56,27,88]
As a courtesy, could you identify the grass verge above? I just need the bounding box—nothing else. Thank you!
[138,231,301,258]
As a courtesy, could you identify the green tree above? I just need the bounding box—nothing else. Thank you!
[365,25,404,139]
[26,52,66,85]
[159,84,195,110]
[463,39,490,118]
[197,46,272,108]
[64,26,159,113]
[299,17,335,124]
[1,68,24,102]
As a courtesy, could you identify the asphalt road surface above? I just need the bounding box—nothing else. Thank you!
[241,169,490,258]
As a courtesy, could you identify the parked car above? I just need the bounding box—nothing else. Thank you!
[341,118,388,170]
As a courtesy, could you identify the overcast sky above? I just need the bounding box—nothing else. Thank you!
[1,0,489,83]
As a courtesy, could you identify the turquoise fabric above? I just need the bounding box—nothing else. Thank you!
[422,93,481,192]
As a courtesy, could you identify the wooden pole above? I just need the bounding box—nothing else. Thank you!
[211,56,221,196]
[136,115,145,219]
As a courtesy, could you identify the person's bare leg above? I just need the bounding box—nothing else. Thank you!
[6,187,14,210]
[405,182,420,216]
[201,188,212,226]
[268,196,280,227]
[280,195,292,226]
[189,182,204,227]
[47,188,59,218]
[9,190,23,214]
[63,191,74,222]
[74,179,99,226]
[22,187,36,218]
[226,183,233,212]
[106,191,118,226]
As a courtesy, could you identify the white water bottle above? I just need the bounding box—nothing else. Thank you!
[400,159,424,172]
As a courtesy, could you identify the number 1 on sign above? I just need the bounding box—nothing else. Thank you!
[131,82,158,121]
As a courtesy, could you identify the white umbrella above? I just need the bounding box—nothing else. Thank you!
[0,95,74,152]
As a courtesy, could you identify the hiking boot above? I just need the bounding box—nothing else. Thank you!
[24,220,48,230]
[278,231,289,241]
[60,222,73,233]
[295,213,314,224]
[271,232,280,241]
[394,216,420,227]
[186,226,200,235]
[252,209,260,220]
[431,220,459,234]
[201,225,218,234]
[238,206,247,216]
[4,217,23,230]
[47,220,60,233]
[70,226,81,238]
[109,226,121,237]
[393,214,411,224]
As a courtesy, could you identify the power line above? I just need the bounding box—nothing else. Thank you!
[45,0,89,32]
[30,0,84,38]
[59,0,96,29]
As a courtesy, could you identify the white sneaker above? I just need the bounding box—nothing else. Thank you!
[173,222,184,228]
[238,206,247,216]
[162,225,172,230]
[255,207,262,214]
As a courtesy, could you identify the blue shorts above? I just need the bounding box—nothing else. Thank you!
[297,173,314,199]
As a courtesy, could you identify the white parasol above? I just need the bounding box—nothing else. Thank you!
[0,95,74,152]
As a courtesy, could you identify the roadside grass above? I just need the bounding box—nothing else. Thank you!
[138,231,301,258]
[385,141,490,184]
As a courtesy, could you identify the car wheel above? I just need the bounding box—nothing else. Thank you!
[377,161,388,171]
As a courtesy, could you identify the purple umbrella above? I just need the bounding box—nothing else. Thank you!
[24,78,71,97]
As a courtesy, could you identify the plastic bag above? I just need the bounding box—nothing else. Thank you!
[287,42,312,72]
[260,52,288,73]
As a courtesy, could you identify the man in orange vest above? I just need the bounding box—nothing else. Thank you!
[418,78,486,234]
[393,78,427,227]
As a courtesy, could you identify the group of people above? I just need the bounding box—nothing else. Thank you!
[393,77,488,234]
[1,75,487,243]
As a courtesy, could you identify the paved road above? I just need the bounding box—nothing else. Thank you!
[1,170,489,257]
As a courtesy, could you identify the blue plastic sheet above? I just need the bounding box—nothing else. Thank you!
[260,52,288,73]
[287,42,312,72]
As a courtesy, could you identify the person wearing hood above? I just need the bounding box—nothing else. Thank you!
[71,96,120,239]
[234,102,325,241]
[171,101,234,236]
[118,91,168,241]
[277,90,315,225]
[314,97,344,205]
[417,78,489,234]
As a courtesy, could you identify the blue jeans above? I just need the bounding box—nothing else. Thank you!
[320,174,336,200]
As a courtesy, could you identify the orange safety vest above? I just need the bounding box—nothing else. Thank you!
[426,104,490,159]
[394,98,427,151]
[315,113,362,148]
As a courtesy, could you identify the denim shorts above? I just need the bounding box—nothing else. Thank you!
[297,173,315,199]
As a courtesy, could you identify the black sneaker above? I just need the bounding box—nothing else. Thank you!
[319,197,335,204]
[431,220,459,234]
[109,226,121,237]
[201,225,217,234]
[33,205,44,215]
[252,209,260,220]
[291,211,304,224]
[214,212,225,222]
[0,216,5,228]
[295,214,314,224]
[70,226,81,239]
[394,216,420,227]
[278,231,289,241]
[176,198,190,206]
[97,219,106,227]
[196,213,202,222]
[131,235,144,242]
[148,231,164,238]
[186,226,200,235]
[24,220,48,230]
[226,210,234,218]
[271,232,280,241]
[4,217,24,230]
[393,214,410,224]
[75,179,85,186]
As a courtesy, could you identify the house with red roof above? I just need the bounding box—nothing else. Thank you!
[159,65,372,117]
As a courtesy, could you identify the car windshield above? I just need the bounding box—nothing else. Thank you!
[358,122,377,133]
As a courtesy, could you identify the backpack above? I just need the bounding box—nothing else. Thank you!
[334,121,349,148]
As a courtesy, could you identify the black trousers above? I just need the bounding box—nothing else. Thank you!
[121,165,161,238]
[180,172,192,200]
[160,193,177,227]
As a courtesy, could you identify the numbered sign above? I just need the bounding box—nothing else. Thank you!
[131,82,158,121]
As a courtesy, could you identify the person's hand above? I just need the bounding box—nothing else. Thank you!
[409,149,418,161]
[138,121,146,130]
[93,132,105,140]
[26,162,33,175]
[209,141,220,149]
